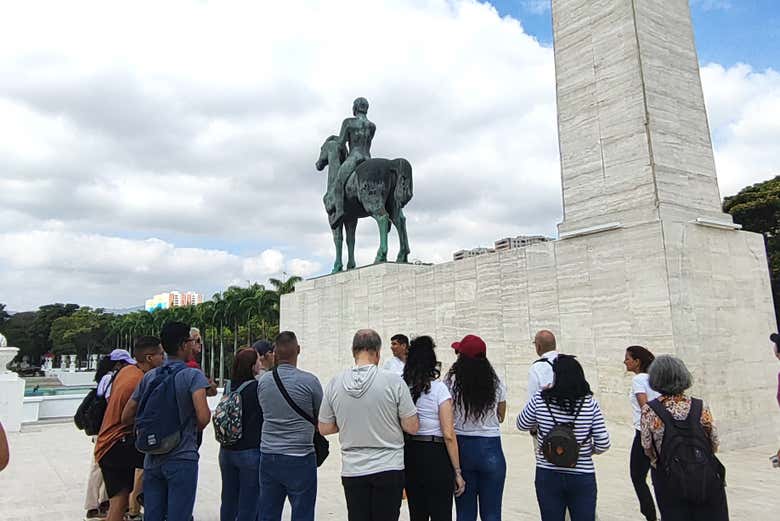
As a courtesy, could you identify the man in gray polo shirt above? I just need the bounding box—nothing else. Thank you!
[319,329,419,521]
[257,331,323,521]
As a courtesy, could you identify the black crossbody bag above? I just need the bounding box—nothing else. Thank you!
[272,367,329,467]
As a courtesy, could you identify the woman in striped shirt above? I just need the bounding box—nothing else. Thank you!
[517,354,610,521]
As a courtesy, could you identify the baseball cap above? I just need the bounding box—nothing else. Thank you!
[252,339,274,356]
[109,348,137,365]
[451,334,487,359]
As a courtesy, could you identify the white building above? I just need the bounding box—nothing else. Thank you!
[494,235,552,251]
[145,290,204,311]
[453,247,494,261]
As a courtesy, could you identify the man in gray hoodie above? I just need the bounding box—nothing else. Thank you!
[318,329,419,521]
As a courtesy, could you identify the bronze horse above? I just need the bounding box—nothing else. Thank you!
[316,136,413,273]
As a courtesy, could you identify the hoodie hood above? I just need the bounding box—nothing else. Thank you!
[342,364,379,398]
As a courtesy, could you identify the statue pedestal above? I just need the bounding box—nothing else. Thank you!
[281,223,779,448]
[0,347,25,432]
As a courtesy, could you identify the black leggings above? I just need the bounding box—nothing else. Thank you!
[404,440,454,521]
[630,430,657,521]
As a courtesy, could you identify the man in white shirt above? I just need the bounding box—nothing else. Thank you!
[527,330,559,403]
[382,334,408,376]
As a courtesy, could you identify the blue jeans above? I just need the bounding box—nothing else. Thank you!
[219,447,262,521]
[455,435,506,521]
[535,468,597,521]
[143,459,199,521]
[259,453,317,521]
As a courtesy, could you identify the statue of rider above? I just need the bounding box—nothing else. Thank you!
[328,97,376,228]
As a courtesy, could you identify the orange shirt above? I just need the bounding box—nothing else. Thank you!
[94,365,143,462]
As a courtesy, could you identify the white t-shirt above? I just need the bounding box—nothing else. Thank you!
[382,356,405,376]
[630,372,661,430]
[448,379,507,437]
[415,381,452,436]
[527,351,558,403]
[97,372,114,399]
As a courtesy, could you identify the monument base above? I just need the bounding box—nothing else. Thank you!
[281,220,779,448]
[0,374,25,433]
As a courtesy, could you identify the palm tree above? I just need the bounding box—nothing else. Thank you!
[211,292,227,385]
[240,283,269,346]
[197,301,215,378]
[269,275,303,296]
[223,286,244,355]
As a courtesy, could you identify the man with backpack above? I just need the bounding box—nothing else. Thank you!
[121,322,212,521]
[95,337,164,521]
[256,331,323,521]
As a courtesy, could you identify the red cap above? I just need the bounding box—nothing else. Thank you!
[451,334,487,358]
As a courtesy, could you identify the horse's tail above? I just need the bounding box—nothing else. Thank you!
[392,158,413,210]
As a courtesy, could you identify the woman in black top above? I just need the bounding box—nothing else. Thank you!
[219,348,263,521]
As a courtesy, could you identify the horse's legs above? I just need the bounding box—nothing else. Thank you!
[332,224,344,273]
[345,219,358,269]
[391,209,410,263]
[372,212,390,263]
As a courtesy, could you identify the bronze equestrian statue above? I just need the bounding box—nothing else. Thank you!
[316,98,413,273]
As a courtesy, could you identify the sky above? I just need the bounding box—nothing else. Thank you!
[0,0,778,311]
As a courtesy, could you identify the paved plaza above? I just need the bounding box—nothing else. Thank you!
[2,420,778,520]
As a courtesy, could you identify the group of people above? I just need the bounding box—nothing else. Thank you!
[79,322,744,521]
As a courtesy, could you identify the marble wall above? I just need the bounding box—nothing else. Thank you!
[281,221,779,447]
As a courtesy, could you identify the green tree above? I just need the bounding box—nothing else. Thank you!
[269,275,303,296]
[27,304,80,362]
[49,307,111,360]
[723,175,780,326]
[1,312,36,361]
[0,303,10,328]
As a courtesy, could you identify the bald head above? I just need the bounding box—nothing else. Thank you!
[274,331,300,364]
[352,329,382,356]
[534,330,557,356]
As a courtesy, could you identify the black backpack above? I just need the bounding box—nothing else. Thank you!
[648,398,725,505]
[540,398,585,468]
[74,369,119,436]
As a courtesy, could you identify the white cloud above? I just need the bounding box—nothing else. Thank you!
[520,1,550,14]
[701,63,780,196]
[0,0,776,310]
[0,230,294,309]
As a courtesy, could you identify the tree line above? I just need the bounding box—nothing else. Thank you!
[0,276,301,381]
[722,175,780,327]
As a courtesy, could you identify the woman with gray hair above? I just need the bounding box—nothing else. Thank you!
[640,355,728,521]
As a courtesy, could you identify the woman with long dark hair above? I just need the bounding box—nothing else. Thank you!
[403,336,465,521]
[218,348,263,521]
[623,346,659,521]
[517,355,610,521]
[445,334,507,521]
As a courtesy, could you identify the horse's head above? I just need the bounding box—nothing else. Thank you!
[315,135,346,171]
